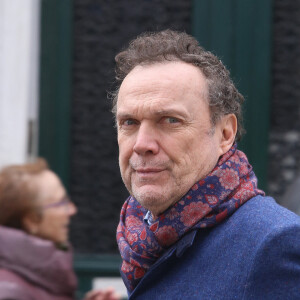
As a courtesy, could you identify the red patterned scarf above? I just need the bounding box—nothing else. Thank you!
[117,145,264,291]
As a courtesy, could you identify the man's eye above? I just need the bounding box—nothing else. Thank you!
[124,119,136,125]
[165,117,180,124]
[119,119,137,127]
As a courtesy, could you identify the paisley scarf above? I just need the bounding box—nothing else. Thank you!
[117,145,264,291]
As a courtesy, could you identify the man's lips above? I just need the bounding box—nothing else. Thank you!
[135,168,165,173]
[134,168,166,181]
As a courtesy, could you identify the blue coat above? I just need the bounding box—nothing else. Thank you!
[126,196,300,299]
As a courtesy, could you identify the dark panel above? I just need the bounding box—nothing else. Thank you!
[70,0,192,253]
[192,0,272,190]
[38,0,73,188]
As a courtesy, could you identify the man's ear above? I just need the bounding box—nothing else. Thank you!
[219,114,237,155]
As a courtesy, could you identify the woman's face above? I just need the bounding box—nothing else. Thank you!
[24,170,77,244]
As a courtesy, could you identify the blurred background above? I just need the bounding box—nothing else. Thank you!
[0,0,299,295]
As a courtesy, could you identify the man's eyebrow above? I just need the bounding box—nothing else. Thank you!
[116,113,134,120]
[116,109,188,120]
[153,109,187,117]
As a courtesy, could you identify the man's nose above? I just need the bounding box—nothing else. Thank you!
[133,123,159,155]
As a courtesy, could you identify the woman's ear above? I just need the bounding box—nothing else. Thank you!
[22,213,40,235]
[219,114,237,154]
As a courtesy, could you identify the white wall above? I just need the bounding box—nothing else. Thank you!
[0,0,40,168]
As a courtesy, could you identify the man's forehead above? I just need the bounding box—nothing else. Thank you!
[116,90,208,119]
[117,62,208,108]
[119,61,207,90]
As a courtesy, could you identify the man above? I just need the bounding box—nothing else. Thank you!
[114,30,300,299]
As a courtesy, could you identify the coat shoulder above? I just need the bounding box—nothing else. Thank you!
[226,195,300,237]
[0,269,35,300]
[233,196,300,299]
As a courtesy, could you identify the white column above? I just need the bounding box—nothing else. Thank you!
[0,0,40,168]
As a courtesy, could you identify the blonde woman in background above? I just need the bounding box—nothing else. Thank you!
[0,159,119,300]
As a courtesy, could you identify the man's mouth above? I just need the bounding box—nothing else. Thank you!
[135,168,164,173]
[133,168,166,182]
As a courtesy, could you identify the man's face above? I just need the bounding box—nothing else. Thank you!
[117,62,224,218]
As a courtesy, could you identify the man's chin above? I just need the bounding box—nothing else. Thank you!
[132,186,166,209]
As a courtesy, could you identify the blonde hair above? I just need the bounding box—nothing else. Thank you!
[0,159,49,229]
